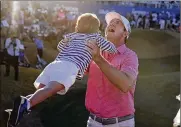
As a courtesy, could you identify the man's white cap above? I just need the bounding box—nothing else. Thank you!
[105,12,131,39]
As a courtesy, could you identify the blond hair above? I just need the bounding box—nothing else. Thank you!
[75,13,100,34]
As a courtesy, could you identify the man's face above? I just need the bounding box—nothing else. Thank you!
[105,18,127,41]
[12,37,16,41]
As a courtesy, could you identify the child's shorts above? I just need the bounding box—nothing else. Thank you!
[34,60,79,95]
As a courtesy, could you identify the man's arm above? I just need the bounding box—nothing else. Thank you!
[87,41,138,93]
[5,38,11,49]
[95,54,138,93]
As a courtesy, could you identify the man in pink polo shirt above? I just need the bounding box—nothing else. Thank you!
[85,12,139,127]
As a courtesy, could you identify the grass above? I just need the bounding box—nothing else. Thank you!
[23,41,58,65]
[138,55,180,75]
[127,29,180,59]
[135,72,180,127]
[1,30,180,127]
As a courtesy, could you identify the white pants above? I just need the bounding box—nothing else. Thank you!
[34,60,79,95]
[87,117,135,127]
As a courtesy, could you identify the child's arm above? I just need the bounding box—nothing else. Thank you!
[76,64,91,80]
[84,64,90,75]
[57,37,69,52]
[96,35,117,53]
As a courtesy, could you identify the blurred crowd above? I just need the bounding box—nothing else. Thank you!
[1,2,79,42]
[127,11,180,31]
[0,1,180,81]
[98,1,180,9]
[0,1,87,81]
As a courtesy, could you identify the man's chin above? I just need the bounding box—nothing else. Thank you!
[106,34,114,40]
[106,36,115,43]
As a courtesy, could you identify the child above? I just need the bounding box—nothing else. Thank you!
[7,13,117,126]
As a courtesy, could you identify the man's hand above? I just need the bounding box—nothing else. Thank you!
[86,40,102,63]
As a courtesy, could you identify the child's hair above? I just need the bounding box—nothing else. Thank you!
[75,13,100,34]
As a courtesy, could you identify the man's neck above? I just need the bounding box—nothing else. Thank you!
[111,39,125,48]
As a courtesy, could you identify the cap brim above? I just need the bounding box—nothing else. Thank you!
[105,12,122,25]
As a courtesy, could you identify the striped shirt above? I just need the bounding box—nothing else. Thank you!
[56,32,117,79]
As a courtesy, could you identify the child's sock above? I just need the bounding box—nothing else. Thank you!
[26,94,33,99]
[26,99,31,110]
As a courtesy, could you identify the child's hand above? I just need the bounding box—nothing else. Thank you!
[87,39,97,44]
[63,37,72,43]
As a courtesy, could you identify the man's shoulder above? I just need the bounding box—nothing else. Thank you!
[124,47,138,58]
[6,38,11,42]
[15,38,21,43]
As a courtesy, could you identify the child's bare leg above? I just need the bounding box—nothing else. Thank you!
[28,81,65,108]
[7,82,64,126]
[26,83,46,99]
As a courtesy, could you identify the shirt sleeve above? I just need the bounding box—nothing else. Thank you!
[57,33,76,52]
[120,52,139,81]
[96,34,117,53]
[57,39,67,51]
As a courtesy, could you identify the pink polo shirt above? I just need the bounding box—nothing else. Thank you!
[85,44,139,118]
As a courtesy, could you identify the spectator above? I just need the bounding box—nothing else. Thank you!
[19,44,30,67]
[142,15,146,29]
[172,16,177,30]
[149,12,153,30]
[33,34,44,59]
[31,19,40,34]
[39,15,47,32]
[159,17,165,30]
[130,15,136,28]
[145,14,150,29]
[152,12,158,29]
[46,24,57,42]
[0,39,5,64]
[166,11,171,29]
[0,32,6,64]
[1,14,10,38]
[4,32,22,81]
[1,14,10,64]
[136,15,142,28]
[18,8,25,39]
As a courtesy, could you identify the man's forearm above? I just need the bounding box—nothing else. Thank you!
[95,56,132,93]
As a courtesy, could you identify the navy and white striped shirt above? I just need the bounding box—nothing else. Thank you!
[56,32,117,79]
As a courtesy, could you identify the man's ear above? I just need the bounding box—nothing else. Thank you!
[105,27,108,35]
[124,31,129,38]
